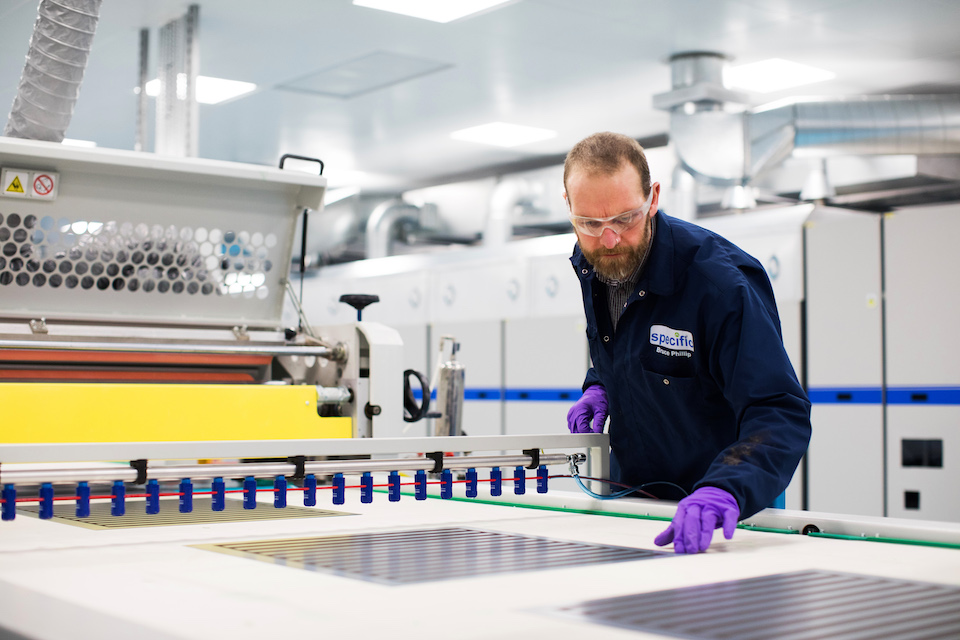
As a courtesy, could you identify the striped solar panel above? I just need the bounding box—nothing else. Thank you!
[550,570,960,639]
[197,527,665,584]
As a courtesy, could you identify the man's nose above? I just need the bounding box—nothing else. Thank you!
[600,227,620,249]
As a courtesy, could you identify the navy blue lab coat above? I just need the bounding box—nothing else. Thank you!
[571,210,811,518]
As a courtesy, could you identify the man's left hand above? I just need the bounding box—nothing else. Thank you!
[654,487,739,554]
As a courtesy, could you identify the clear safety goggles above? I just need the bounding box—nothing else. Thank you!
[568,197,652,237]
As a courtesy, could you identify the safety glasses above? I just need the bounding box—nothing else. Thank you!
[568,197,652,237]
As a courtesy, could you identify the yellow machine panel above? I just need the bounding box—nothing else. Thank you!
[1,383,351,443]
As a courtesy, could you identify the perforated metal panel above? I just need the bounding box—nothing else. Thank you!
[549,570,960,639]
[0,138,325,326]
[18,497,351,529]
[0,211,278,298]
[196,527,665,585]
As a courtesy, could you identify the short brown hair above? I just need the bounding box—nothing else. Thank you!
[563,132,651,197]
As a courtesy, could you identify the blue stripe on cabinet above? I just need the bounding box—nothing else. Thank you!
[465,388,502,401]
[413,388,582,402]
[807,387,882,404]
[887,387,960,405]
[808,387,960,405]
[503,389,582,402]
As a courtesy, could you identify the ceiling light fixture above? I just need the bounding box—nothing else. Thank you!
[352,0,513,23]
[725,58,835,94]
[450,122,557,148]
[142,76,256,105]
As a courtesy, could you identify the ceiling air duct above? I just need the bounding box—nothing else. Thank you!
[4,0,103,142]
[654,52,960,200]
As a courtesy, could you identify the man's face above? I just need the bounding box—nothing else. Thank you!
[564,162,659,281]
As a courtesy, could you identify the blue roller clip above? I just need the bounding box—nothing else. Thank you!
[514,466,526,495]
[2,484,16,521]
[414,469,427,501]
[388,471,401,502]
[537,465,548,494]
[274,475,287,508]
[243,476,257,509]
[360,472,373,504]
[333,473,346,505]
[40,483,54,519]
[490,467,502,497]
[146,479,160,514]
[111,480,126,517]
[76,481,90,518]
[440,469,453,499]
[179,478,193,513]
[304,474,317,507]
[465,468,478,498]
[212,477,226,511]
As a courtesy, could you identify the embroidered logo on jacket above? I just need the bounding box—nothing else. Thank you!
[650,325,694,358]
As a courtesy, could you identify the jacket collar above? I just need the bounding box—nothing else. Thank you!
[570,210,677,297]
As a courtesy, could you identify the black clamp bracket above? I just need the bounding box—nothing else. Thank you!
[425,451,444,474]
[129,459,148,485]
[523,448,541,470]
[287,456,307,480]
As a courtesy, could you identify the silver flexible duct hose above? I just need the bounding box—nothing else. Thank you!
[365,199,421,259]
[3,0,103,142]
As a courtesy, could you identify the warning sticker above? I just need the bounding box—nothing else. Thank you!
[31,172,58,199]
[2,170,28,198]
[1,168,59,200]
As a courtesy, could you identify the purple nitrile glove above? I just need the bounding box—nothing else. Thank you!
[654,486,740,554]
[566,385,608,433]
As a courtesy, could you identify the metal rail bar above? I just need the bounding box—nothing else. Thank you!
[0,453,574,485]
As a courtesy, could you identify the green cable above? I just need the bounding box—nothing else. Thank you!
[374,489,960,548]
[807,531,960,551]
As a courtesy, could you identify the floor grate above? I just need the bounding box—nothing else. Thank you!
[548,569,960,639]
[195,527,665,585]
[17,497,352,529]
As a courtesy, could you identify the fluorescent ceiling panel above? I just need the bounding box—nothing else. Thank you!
[450,122,557,148]
[143,76,256,105]
[725,58,836,94]
[353,0,512,23]
[279,52,450,98]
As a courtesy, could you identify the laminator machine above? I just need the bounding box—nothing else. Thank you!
[0,136,404,445]
[2,138,960,640]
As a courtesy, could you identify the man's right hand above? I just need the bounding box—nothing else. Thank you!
[566,385,608,433]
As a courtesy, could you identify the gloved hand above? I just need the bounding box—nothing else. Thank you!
[566,385,608,433]
[654,486,739,554]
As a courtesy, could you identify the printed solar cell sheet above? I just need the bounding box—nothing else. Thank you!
[17,497,351,529]
[196,527,666,585]
[549,569,960,640]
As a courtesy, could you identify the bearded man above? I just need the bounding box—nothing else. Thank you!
[564,132,811,554]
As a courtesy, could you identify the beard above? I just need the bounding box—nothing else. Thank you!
[578,223,651,281]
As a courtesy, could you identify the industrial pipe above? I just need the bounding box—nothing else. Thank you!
[365,199,421,259]
[655,52,960,188]
[4,0,103,142]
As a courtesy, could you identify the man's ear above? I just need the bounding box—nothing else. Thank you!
[648,182,661,216]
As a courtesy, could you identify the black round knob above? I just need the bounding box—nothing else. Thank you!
[339,294,380,320]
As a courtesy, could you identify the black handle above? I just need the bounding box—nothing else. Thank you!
[279,153,325,175]
[339,294,379,321]
[403,369,431,423]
